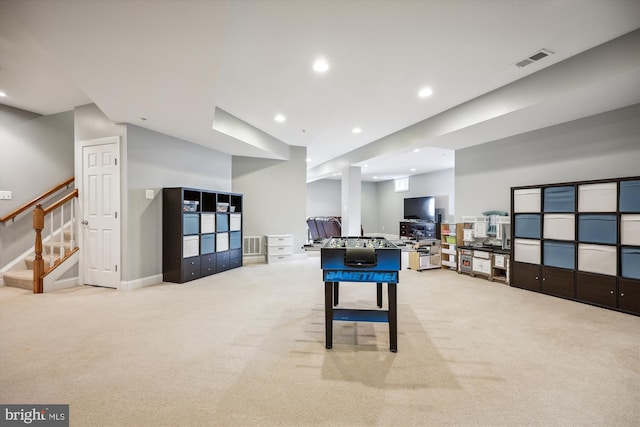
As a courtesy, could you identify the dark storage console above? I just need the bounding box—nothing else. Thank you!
[399,220,440,240]
[511,177,640,316]
[163,187,243,283]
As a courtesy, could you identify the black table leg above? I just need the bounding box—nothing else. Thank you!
[325,281,333,349]
[388,282,397,352]
[376,282,383,308]
[333,282,339,306]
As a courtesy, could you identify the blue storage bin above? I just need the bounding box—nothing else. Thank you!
[200,234,215,254]
[514,214,541,239]
[578,214,617,244]
[230,231,242,250]
[621,247,640,279]
[543,186,575,212]
[620,180,640,212]
[543,241,575,269]
[216,213,229,232]
[183,213,200,235]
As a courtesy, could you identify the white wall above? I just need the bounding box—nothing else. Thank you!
[126,124,231,282]
[0,105,74,267]
[307,180,341,217]
[233,146,307,254]
[455,104,640,220]
[376,169,455,237]
[306,180,380,236]
[306,170,452,238]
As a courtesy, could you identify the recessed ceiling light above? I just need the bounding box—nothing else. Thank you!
[0,91,6,97]
[373,176,379,180]
[306,158,312,162]
[410,168,416,172]
[352,127,362,134]
[418,87,433,98]
[313,58,329,73]
[413,148,420,153]
[275,114,286,122]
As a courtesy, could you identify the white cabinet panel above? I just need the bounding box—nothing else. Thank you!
[230,213,242,231]
[216,232,229,252]
[183,236,199,258]
[621,214,640,245]
[578,244,616,276]
[544,214,575,240]
[514,188,541,213]
[514,238,540,264]
[201,214,216,234]
[578,183,617,212]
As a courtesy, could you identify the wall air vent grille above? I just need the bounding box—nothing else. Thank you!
[243,236,262,255]
[515,48,555,68]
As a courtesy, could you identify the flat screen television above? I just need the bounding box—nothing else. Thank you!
[404,196,436,221]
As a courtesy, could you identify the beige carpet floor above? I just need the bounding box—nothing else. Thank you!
[1,254,639,426]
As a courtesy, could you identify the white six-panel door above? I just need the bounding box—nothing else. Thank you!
[81,138,120,288]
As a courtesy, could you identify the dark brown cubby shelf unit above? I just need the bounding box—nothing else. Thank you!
[510,176,640,316]
[163,187,243,283]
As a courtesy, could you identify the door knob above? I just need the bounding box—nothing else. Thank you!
[81,220,89,225]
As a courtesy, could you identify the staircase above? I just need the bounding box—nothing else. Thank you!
[3,229,74,290]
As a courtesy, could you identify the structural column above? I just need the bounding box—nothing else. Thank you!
[341,166,362,236]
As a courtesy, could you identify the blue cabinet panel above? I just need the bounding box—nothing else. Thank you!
[578,214,617,244]
[543,241,575,269]
[621,247,640,279]
[230,231,242,250]
[514,214,541,239]
[216,213,229,232]
[620,180,640,212]
[543,186,575,212]
[200,234,215,254]
[183,213,200,235]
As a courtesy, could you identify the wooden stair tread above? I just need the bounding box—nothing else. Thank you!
[3,270,33,290]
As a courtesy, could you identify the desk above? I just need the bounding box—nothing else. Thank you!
[320,237,401,352]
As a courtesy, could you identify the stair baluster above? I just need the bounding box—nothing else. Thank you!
[59,204,65,260]
[33,205,45,293]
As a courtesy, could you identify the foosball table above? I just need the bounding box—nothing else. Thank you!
[320,236,401,352]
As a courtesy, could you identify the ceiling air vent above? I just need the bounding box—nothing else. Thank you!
[515,48,555,68]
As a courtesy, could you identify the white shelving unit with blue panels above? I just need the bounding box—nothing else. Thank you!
[511,177,640,316]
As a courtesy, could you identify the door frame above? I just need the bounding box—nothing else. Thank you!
[75,136,121,289]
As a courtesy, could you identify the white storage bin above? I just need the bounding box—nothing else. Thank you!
[201,214,216,234]
[266,235,294,247]
[543,214,575,240]
[621,214,640,245]
[183,235,199,258]
[514,188,541,213]
[514,238,541,264]
[216,232,229,252]
[578,244,616,276]
[229,213,242,231]
[578,183,617,212]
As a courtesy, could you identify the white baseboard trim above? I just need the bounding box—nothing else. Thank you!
[120,274,163,291]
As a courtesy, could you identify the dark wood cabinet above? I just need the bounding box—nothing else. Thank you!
[512,262,540,291]
[576,272,617,308]
[163,187,243,283]
[510,177,640,316]
[541,266,575,299]
[400,220,440,240]
[618,278,640,314]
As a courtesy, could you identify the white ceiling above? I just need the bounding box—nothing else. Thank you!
[1,0,639,182]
